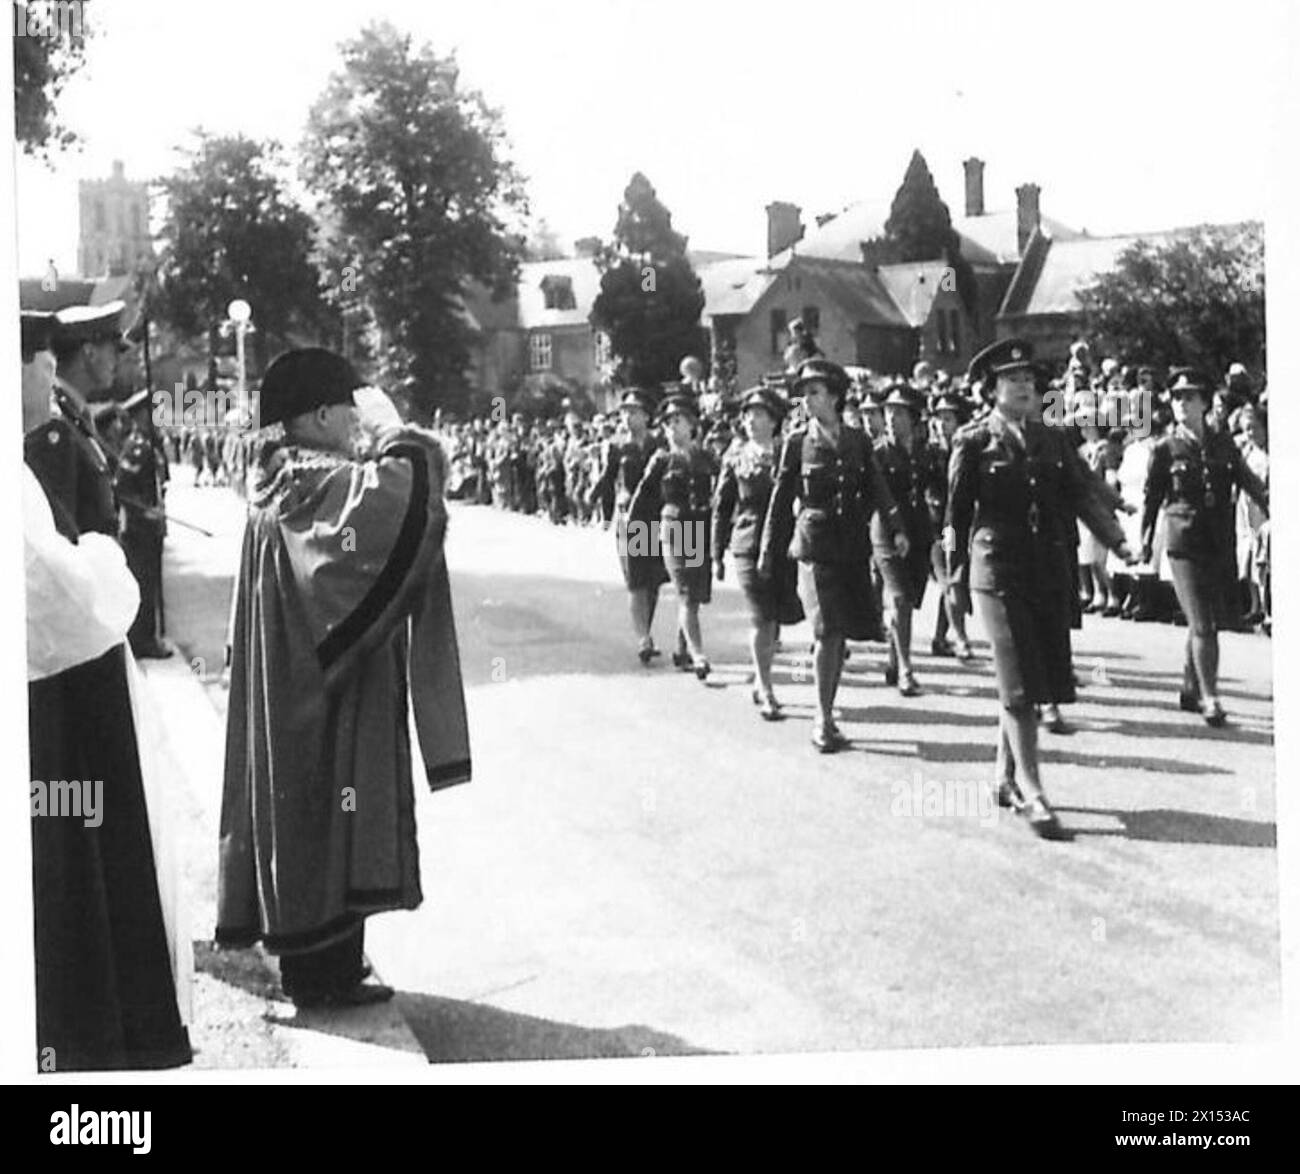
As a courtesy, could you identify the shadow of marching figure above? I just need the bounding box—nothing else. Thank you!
[843,737,1235,776]
[392,991,715,1064]
[1054,807,1276,848]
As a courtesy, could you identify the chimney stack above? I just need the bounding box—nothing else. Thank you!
[1016,183,1041,254]
[963,157,985,218]
[766,201,804,258]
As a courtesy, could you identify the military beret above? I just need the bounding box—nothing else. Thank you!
[967,337,1034,385]
[53,300,132,353]
[790,358,851,399]
[258,347,365,428]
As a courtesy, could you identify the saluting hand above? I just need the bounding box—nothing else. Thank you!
[893,532,910,559]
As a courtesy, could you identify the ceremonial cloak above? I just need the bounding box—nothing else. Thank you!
[216,426,471,956]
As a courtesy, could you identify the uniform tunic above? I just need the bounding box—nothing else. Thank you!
[590,434,669,591]
[217,427,470,956]
[760,420,902,641]
[872,435,940,608]
[712,440,803,626]
[630,445,715,605]
[946,411,1125,707]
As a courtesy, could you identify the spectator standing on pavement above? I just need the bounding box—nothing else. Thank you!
[216,349,471,1008]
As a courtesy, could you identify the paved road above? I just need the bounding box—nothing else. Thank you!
[162,473,1279,1062]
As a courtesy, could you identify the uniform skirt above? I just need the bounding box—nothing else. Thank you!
[660,513,711,605]
[973,588,1075,708]
[798,560,884,642]
[734,554,804,626]
[876,546,930,610]
[616,509,669,592]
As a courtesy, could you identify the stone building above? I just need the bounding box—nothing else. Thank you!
[78,159,153,277]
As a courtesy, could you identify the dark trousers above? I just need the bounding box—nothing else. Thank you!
[124,527,164,648]
[1168,556,1221,700]
[279,921,366,1000]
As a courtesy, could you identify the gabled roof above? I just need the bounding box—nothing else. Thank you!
[1000,230,1177,318]
[515,258,603,329]
[698,254,786,317]
[779,201,1081,268]
[875,261,953,327]
[795,256,911,328]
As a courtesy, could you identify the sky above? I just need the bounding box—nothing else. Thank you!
[12,0,1293,276]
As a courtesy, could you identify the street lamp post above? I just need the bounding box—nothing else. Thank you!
[227,298,252,421]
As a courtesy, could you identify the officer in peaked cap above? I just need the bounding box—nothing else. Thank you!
[28,302,134,537]
[945,336,1135,839]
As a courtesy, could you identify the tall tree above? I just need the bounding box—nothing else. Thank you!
[301,22,527,417]
[863,149,976,312]
[153,132,329,373]
[13,0,91,158]
[1078,223,1265,377]
[589,172,706,390]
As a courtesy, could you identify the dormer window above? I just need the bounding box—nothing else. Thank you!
[540,275,576,311]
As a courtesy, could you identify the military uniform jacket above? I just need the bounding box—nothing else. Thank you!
[759,421,903,570]
[23,385,118,537]
[591,434,663,519]
[946,410,1125,596]
[712,440,779,559]
[115,426,166,535]
[872,436,940,553]
[1142,424,1268,562]
[630,445,714,524]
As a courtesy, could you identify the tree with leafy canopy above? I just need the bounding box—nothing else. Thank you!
[153,132,329,376]
[301,22,527,418]
[590,172,706,391]
[1077,223,1265,378]
[863,149,976,313]
[13,0,91,158]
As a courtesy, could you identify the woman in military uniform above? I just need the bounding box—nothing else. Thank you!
[947,339,1134,839]
[927,390,974,660]
[760,359,907,752]
[1141,369,1268,726]
[588,389,669,663]
[712,385,803,720]
[630,392,716,680]
[873,381,938,696]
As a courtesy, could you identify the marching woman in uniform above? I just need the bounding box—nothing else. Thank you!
[946,340,1135,839]
[588,389,669,663]
[873,381,938,696]
[761,359,907,752]
[630,391,716,680]
[712,385,803,720]
[927,391,975,660]
[1141,369,1268,726]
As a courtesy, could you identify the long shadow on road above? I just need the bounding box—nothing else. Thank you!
[1057,807,1276,847]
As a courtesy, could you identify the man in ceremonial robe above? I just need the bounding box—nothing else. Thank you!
[216,348,471,1008]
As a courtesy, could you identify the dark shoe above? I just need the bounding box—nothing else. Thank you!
[1202,700,1228,728]
[884,663,899,687]
[638,643,654,666]
[1102,603,1122,617]
[758,695,783,722]
[1178,690,1201,713]
[694,659,711,682]
[898,673,922,698]
[1040,707,1070,735]
[954,640,975,661]
[292,980,394,1010]
[994,779,1025,811]
[811,726,838,754]
[132,639,174,660]
[931,637,954,658]
[1130,607,1158,622]
[671,650,693,671]
[1022,796,1070,841]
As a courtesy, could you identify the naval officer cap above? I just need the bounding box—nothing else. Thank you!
[53,300,133,353]
[967,337,1034,385]
[258,347,366,428]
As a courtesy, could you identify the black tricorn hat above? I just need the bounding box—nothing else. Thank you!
[258,347,365,428]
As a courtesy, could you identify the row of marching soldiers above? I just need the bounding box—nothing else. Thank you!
[592,338,1267,842]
